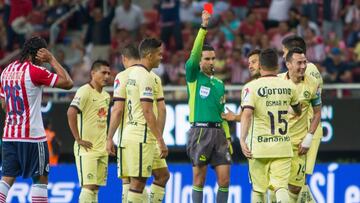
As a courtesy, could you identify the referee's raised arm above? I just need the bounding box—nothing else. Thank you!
[185,11,211,82]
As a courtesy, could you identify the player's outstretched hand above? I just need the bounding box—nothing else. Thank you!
[222,107,236,121]
[298,144,309,155]
[240,140,252,159]
[36,48,55,63]
[201,10,211,27]
[106,139,116,156]
[77,139,93,151]
[157,138,168,159]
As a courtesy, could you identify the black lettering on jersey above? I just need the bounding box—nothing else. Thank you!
[258,87,292,98]
[127,79,136,86]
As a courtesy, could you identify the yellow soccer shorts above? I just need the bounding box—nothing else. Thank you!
[75,154,108,186]
[117,141,167,178]
[306,124,323,174]
[289,146,306,187]
[249,157,291,193]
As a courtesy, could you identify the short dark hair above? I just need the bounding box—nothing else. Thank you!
[91,60,110,71]
[121,44,140,60]
[259,48,278,70]
[285,47,305,62]
[282,35,307,54]
[138,38,162,58]
[20,36,47,64]
[247,49,261,58]
[202,44,215,52]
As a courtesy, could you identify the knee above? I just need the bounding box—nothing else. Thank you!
[130,177,147,191]
[217,176,230,187]
[288,184,301,194]
[154,170,170,186]
[32,176,48,185]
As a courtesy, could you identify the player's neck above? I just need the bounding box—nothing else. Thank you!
[288,72,302,84]
[260,70,277,77]
[139,59,152,71]
[89,81,102,93]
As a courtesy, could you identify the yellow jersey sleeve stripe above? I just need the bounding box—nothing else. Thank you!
[140,98,154,102]
[157,97,165,102]
[242,105,255,110]
[113,97,125,102]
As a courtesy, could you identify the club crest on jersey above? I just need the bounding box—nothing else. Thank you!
[97,107,107,118]
[199,86,210,98]
[304,90,310,99]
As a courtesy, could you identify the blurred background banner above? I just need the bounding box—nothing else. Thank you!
[3,163,360,203]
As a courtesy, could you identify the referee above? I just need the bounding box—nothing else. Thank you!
[185,10,232,203]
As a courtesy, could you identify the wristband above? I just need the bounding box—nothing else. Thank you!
[301,133,313,148]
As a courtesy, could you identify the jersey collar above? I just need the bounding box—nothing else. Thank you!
[261,74,277,77]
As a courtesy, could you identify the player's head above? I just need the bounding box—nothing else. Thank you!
[139,38,163,69]
[282,35,306,59]
[259,48,279,73]
[247,49,261,78]
[20,36,47,65]
[285,47,307,78]
[200,44,215,76]
[121,44,140,69]
[90,60,111,88]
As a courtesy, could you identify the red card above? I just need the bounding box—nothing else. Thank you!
[203,3,213,14]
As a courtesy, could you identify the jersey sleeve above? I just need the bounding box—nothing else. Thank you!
[29,64,58,87]
[185,28,207,82]
[310,85,322,107]
[113,74,126,102]
[139,73,155,102]
[0,80,4,98]
[241,84,255,110]
[70,87,89,112]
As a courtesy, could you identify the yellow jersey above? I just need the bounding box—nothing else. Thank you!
[71,84,110,156]
[278,72,321,145]
[241,75,299,158]
[122,65,157,144]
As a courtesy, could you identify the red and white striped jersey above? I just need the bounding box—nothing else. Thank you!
[0,60,58,142]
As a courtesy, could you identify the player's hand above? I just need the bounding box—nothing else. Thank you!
[106,139,116,156]
[36,48,55,63]
[240,140,252,159]
[77,138,93,151]
[298,144,309,155]
[201,10,211,27]
[157,138,168,159]
[221,107,236,121]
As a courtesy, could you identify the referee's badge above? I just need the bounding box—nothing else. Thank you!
[199,86,211,98]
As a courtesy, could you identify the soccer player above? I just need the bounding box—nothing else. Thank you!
[221,49,261,122]
[282,35,323,201]
[107,44,170,202]
[67,60,111,203]
[0,36,73,202]
[120,38,168,203]
[185,10,232,203]
[240,48,301,203]
[278,47,322,203]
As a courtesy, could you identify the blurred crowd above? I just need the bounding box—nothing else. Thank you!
[0,0,359,87]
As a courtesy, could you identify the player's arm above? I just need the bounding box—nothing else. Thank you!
[290,84,302,117]
[35,48,73,89]
[157,100,166,134]
[156,76,166,134]
[67,89,92,151]
[240,107,253,158]
[106,99,124,156]
[299,86,322,155]
[140,74,168,158]
[185,11,210,82]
